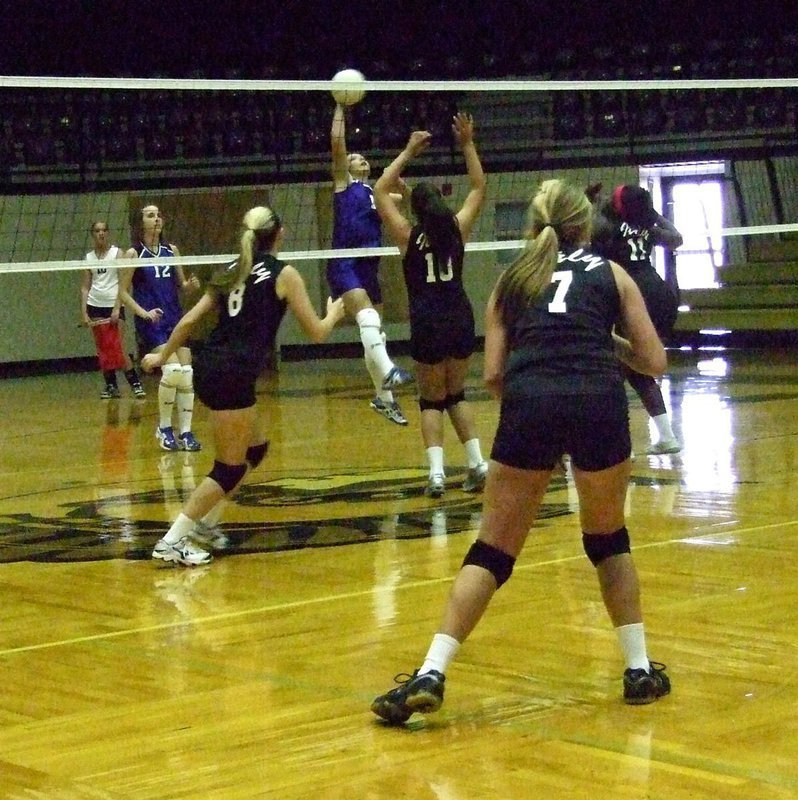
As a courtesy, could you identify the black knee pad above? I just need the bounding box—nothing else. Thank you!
[462,540,515,588]
[208,460,248,493]
[445,391,466,408]
[246,441,269,469]
[582,527,631,566]
[419,397,447,412]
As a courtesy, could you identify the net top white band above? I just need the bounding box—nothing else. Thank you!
[3,224,798,274]
[2,76,798,91]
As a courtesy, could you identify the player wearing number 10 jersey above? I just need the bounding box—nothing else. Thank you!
[374,113,489,498]
[140,206,344,566]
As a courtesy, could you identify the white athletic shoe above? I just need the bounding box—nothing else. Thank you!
[462,462,488,493]
[646,438,681,455]
[425,474,446,498]
[370,397,408,426]
[191,520,230,551]
[152,536,212,566]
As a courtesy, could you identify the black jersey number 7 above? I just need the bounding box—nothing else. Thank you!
[548,270,573,313]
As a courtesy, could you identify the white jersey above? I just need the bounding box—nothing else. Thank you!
[85,246,121,307]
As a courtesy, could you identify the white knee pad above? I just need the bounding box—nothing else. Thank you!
[355,307,381,332]
[161,362,182,388]
[176,364,194,391]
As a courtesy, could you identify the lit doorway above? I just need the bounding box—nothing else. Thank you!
[665,178,724,289]
[641,162,726,291]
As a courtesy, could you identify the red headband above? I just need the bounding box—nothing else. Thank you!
[611,185,626,216]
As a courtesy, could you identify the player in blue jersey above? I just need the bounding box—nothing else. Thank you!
[329,102,413,426]
[374,114,489,498]
[372,180,671,723]
[119,204,202,453]
[141,205,345,566]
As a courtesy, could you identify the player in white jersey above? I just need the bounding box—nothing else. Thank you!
[80,221,145,399]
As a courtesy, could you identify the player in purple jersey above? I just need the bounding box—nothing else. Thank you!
[329,102,413,426]
[141,205,345,566]
[372,180,671,723]
[119,204,202,453]
[374,113,489,498]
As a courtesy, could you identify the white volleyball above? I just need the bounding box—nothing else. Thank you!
[331,69,366,106]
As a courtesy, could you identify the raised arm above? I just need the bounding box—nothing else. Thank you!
[276,265,345,342]
[611,262,667,376]
[452,112,486,241]
[331,104,351,190]
[374,130,432,253]
[650,214,683,250]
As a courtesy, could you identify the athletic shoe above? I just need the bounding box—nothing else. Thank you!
[371,669,445,724]
[132,383,146,399]
[646,438,681,455]
[425,474,445,498]
[156,425,179,452]
[191,519,230,551]
[462,462,488,493]
[381,365,414,390]
[152,536,212,566]
[178,431,202,451]
[623,660,671,705]
[100,385,121,399]
[370,397,408,426]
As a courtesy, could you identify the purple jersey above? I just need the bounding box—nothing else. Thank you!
[131,241,183,349]
[331,181,380,248]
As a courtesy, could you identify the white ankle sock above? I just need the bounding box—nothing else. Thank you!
[616,622,649,672]
[420,633,460,675]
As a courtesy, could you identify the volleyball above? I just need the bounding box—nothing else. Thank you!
[331,69,366,106]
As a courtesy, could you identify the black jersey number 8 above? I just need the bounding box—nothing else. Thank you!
[228,283,245,317]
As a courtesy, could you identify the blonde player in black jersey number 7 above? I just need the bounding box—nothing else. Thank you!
[141,206,345,566]
[372,180,671,723]
[373,113,488,498]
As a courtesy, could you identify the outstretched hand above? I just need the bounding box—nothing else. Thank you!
[326,296,346,325]
[405,130,432,157]
[140,352,163,373]
[452,112,475,146]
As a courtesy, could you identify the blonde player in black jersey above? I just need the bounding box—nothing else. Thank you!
[373,113,488,497]
[141,206,345,566]
[372,179,671,723]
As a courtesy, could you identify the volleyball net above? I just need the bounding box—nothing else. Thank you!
[1,73,798,359]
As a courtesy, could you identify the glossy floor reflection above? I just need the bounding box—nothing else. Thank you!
[0,349,797,798]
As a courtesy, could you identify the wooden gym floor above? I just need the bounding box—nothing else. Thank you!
[0,347,796,799]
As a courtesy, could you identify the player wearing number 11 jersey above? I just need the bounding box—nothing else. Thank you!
[374,113,488,498]
[591,184,684,455]
[140,206,344,566]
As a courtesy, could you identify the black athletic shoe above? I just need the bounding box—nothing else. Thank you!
[623,660,671,705]
[371,669,445,724]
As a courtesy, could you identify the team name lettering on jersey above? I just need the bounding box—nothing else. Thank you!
[558,248,605,272]
[252,263,273,284]
[619,221,650,241]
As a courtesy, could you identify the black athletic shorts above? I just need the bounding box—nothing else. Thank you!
[193,352,260,411]
[491,386,631,471]
[410,307,476,365]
